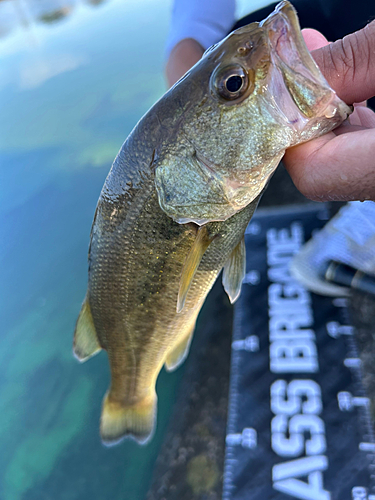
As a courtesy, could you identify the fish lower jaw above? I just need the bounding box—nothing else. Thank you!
[293,96,353,145]
[266,85,346,134]
[324,98,352,122]
[310,91,352,123]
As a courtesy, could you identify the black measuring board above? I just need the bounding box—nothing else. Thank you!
[223,204,375,500]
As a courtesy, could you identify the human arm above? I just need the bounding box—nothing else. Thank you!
[166,38,205,88]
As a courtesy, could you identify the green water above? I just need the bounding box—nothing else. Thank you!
[0,0,188,498]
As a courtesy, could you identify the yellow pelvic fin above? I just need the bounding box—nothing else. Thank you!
[165,322,196,372]
[177,226,215,313]
[222,237,246,304]
[73,297,102,362]
[100,391,157,446]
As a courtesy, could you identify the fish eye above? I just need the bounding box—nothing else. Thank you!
[211,64,249,101]
[226,75,243,92]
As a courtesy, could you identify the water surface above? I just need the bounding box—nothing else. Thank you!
[0,1,189,499]
[0,0,262,497]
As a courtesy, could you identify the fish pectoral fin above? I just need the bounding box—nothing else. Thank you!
[73,297,102,362]
[177,226,215,313]
[165,322,196,372]
[222,236,246,304]
[100,391,157,446]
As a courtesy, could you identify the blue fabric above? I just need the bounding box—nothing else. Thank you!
[165,0,236,58]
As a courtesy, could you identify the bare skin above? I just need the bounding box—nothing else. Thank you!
[166,38,205,87]
[166,22,375,201]
[284,24,375,202]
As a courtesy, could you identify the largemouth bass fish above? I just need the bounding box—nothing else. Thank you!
[73,1,351,445]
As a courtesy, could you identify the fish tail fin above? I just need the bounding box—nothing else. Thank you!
[73,297,102,362]
[100,391,157,446]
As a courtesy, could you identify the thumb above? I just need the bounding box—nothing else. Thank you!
[310,20,375,104]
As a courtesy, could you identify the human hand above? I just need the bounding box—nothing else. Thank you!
[283,23,375,201]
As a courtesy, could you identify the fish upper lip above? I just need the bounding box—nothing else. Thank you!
[257,1,344,128]
[260,1,324,84]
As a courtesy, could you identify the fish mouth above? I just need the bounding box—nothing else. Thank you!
[261,1,324,85]
[260,1,351,127]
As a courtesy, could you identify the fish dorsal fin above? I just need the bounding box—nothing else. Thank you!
[222,237,246,304]
[165,320,196,372]
[177,226,215,313]
[73,297,102,362]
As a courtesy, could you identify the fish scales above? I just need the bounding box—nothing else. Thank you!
[89,127,258,405]
[73,1,352,446]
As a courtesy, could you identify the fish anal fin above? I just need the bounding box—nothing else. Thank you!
[177,226,215,313]
[100,391,157,446]
[222,237,246,304]
[73,297,102,362]
[165,322,196,372]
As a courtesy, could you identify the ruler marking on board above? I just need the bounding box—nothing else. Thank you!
[223,302,243,500]
[344,357,362,369]
[342,303,375,475]
[223,206,375,500]
[359,443,375,453]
